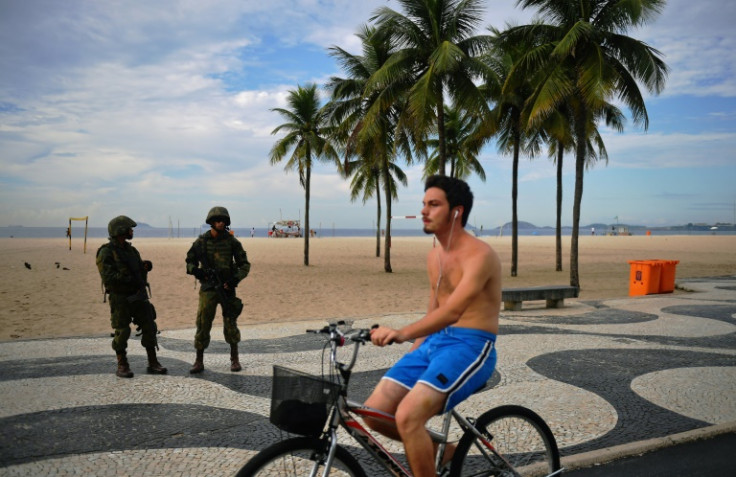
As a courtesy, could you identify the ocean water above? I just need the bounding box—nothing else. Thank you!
[1,226,425,239]
[2,225,732,239]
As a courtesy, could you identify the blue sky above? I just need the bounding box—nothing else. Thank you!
[1,0,734,230]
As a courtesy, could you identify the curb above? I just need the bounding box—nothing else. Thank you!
[561,421,736,471]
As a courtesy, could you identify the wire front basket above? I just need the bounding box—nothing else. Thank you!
[269,365,341,436]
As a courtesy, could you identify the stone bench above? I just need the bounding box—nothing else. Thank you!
[502,285,579,311]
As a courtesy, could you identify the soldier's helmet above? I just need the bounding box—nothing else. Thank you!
[108,215,137,237]
[206,206,231,226]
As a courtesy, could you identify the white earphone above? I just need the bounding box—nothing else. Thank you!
[454,210,459,218]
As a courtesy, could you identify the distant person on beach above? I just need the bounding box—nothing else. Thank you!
[365,175,501,476]
[186,206,251,373]
[96,216,167,378]
[251,227,255,238]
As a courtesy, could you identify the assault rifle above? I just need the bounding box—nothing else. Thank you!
[205,267,236,318]
[126,259,153,303]
[120,254,158,347]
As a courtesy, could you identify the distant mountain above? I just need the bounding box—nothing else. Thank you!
[497,221,541,230]
[475,222,736,233]
[468,221,649,233]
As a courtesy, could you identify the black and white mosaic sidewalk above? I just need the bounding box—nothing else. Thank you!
[1,277,735,476]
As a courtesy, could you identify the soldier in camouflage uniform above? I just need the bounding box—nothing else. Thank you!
[186,206,251,373]
[96,216,167,378]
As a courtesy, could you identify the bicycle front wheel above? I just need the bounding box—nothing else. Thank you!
[236,436,367,477]
[450,405,560,477]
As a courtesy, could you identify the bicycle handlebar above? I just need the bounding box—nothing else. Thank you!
[306,321,373,375]
[306,322,372,344]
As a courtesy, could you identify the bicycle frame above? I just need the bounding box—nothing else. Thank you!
[306,323,561,477]
[334,398,412,475]
[312,324,504,477]
[332,397,491,477]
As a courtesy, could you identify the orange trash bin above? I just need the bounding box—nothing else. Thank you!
[628,260,662,296]
[656,260,680,293]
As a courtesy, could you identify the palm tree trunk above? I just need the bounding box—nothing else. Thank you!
[511,134,520,277]
[555,144,563,272]
[382,162,392,273]
[375,174,382,258]
[570,110,588,288]
[304,164,311,266]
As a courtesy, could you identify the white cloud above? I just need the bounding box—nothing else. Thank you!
[0,0,734,228]
[600,131,736,168]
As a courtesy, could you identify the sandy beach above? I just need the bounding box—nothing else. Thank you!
[1,234,734,342]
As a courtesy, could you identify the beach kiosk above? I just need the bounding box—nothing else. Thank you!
[608,225,632,236]
[269,220,302,238]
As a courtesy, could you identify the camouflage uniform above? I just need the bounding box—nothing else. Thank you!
[186,207,250,372]
[186,230,250,348]
[96,216,166,378]
[97,240,158,351]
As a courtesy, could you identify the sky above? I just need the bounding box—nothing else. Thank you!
[1,0,735,230]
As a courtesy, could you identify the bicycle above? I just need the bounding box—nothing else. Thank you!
[237,321,562,477]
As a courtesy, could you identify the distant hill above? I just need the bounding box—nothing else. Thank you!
[492,221,546,230]
[470,221,735,233]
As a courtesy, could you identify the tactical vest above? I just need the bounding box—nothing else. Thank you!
[96,241,146,295]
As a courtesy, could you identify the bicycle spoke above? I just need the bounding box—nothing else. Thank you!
[254,449,357,476]
[237,437,366,477]
[451,406,560,477]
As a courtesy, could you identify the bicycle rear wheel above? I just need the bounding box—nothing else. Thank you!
[237,436,367,477]
[450,405,560,477]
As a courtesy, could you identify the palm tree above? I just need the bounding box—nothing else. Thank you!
[474,29,541,277]
[344,156,408,258]
[543,102,623,271]
[269,84,339,266]
[345,160,382,257]
[423,105,487,181]
[368,0,493,175]
[326,25,412,272]
[503,0,668,287]
[540,108,575,271]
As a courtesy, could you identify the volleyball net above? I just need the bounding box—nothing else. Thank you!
[68,216,89,253]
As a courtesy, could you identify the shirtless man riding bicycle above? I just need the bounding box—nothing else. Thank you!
[366,175,502,477]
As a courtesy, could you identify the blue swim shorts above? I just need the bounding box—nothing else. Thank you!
[382,326,497,413]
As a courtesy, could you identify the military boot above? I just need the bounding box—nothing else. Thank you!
[146,347,167,375]
[230,344,242,372]
[116,352,134,378]
[190,349,204,374]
